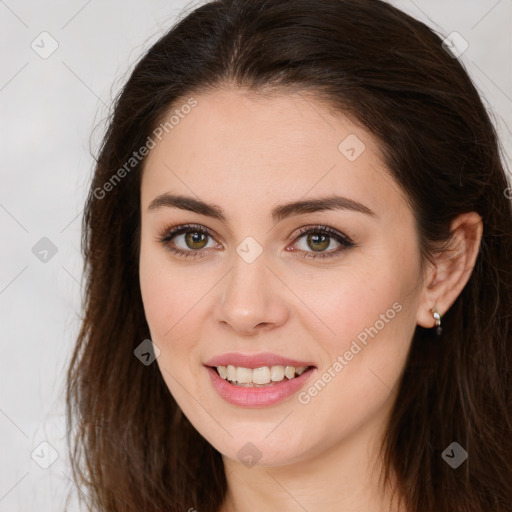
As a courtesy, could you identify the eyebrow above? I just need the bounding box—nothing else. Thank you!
[147,193,375,223]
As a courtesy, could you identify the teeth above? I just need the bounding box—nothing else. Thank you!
[227,365,236,381]
[217,365,228,379]
[284,366,295,379]
[252,366,271,384]
[271,365,285,382]
[215,364,309,385]
[236,366,252,384]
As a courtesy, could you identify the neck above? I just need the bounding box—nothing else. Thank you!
[219,412,405,512]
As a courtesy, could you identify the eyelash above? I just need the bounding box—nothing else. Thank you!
[156,223,355,260]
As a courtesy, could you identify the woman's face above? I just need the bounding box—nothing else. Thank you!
[139,88,426,467]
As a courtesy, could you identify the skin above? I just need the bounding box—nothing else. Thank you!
[138,87,483,512]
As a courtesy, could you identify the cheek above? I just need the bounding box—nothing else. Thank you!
[299,240,419,387]
[139,246,174,339]
[326,230,419,352]
[291,280,416,455]
[295,261,404,349]
[138,240,218,392]
[139,246,203,398]
[139,238,201,341]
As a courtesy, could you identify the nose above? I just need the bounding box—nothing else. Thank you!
[215,251,290,336]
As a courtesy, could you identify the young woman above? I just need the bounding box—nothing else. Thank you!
[66,1,512,511]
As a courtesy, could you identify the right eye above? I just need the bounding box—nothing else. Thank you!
[157,223,221,259]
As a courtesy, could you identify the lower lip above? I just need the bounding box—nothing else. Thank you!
[205,366,316,407]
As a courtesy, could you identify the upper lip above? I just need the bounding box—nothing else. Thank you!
[204,352,316,369]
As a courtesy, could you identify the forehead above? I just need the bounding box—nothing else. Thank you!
[140,88,404,221]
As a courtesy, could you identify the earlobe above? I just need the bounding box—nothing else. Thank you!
[415,211,483,329]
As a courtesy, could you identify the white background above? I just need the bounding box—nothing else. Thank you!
[1,1,511,510]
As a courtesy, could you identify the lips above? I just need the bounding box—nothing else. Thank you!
[204,352,316,369]
[206,365,317,407]
[204,352,318,407]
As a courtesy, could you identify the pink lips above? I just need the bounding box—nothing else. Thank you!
[204,352,315,369]
[204,352,317,408]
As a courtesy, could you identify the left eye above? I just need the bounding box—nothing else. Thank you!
[289,225,355,259]
[157,224,354,260]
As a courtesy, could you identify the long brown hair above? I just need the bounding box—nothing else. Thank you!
[65,1,512,510]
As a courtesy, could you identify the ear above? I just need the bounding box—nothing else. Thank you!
[416,212,483,328]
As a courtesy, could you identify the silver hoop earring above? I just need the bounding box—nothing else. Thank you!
[432,309,442,336]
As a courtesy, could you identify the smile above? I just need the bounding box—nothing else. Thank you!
[205,365,316,407]
[215,364,311,386]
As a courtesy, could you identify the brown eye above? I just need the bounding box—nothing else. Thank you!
[305,232,331,252]
[158,224,219,259]
[158,223,355,261]
[183,231,209,250]
[292,226,355,260]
